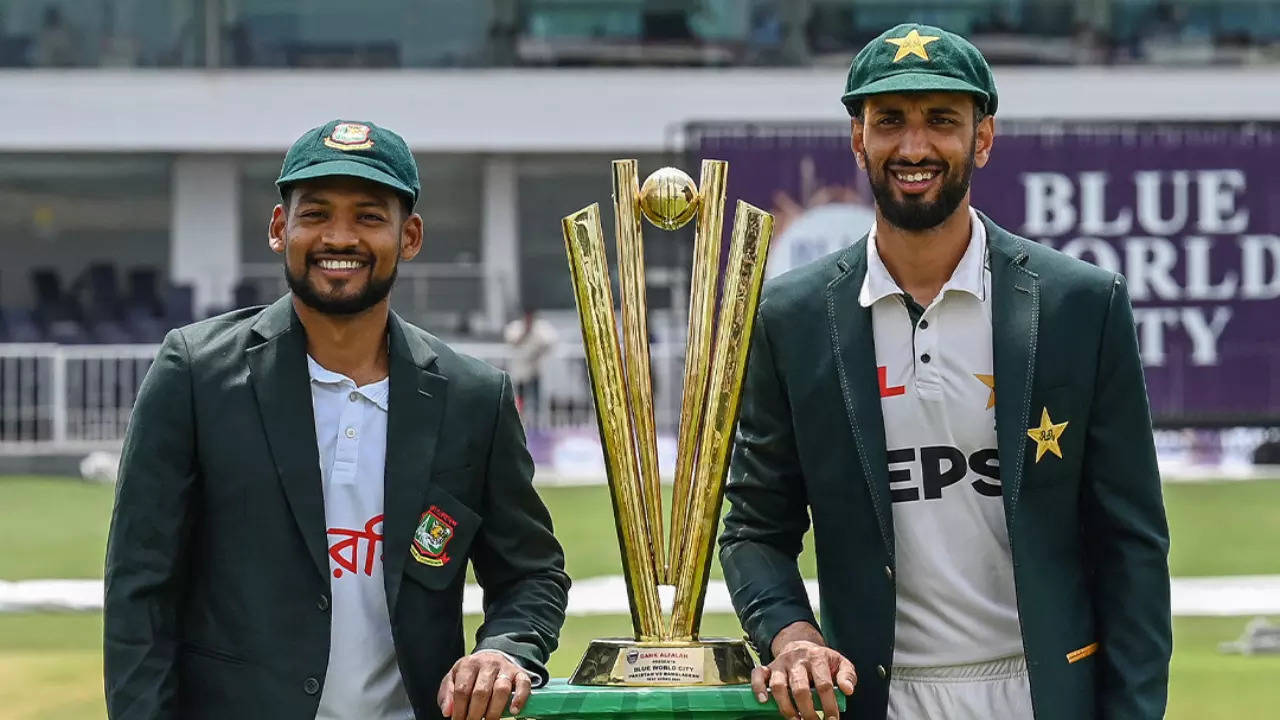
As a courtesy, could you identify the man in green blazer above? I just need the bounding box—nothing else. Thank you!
[105,120,570,720]
[719,24,1170,720]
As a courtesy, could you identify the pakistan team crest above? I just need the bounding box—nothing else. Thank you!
[410,505,458,567]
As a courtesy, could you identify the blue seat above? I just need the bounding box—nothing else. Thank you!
[0,308,44,343]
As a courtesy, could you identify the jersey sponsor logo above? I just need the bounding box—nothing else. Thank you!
[410,505,458,567]
[887,446,1001,502]
[878,365,906,398]
[327,513,384,578]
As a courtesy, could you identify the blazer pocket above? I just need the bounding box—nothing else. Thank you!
[181,641,248,666]
[432,463,474,478]
[402,484,482,592]
[430,463,480,498]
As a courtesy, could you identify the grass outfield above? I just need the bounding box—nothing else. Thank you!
[5,475,1280,580]
[2,475,1279,719]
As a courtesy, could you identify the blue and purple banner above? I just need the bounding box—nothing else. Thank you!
[691,121,1280,425]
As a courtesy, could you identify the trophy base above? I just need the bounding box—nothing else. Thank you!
[568,638,754,686]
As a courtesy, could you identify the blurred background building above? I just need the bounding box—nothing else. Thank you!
[0,0,1277,470]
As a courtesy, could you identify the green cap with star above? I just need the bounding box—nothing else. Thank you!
[841,23,998,117]
[276,119,420,206]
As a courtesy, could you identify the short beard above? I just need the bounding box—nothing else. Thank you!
[863,141,975,232]
[285,249,398,316]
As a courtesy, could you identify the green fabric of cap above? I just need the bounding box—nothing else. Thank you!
[841,23,998,116]
[276,119,420,205]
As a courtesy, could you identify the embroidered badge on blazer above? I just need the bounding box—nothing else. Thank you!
[1027,407,1069,462]
[410,505,458,567]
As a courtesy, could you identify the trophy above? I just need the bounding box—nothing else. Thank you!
[561,160,774,686]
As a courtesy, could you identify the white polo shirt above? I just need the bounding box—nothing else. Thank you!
[861,208,1025,667]
[309,356,416,720]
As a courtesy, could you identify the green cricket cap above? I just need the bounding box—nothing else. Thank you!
[841,23,998,117]
[276,119,420,206]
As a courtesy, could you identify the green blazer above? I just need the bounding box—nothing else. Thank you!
[104,296,570,720]
[719,213,1171,720]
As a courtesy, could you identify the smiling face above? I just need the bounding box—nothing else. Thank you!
[268,176,422,316]
[851,91,994,232]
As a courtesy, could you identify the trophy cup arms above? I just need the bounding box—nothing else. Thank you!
[612,159,666,585]
[668,160,727,580]
[670,201,774,640]
[562,204,663,641]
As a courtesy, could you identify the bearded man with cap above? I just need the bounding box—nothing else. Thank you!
[719,25,1171,720]
[105,120,570,720]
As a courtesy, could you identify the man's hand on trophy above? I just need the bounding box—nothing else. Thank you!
[754,621,856,720]
[437,651,533,720]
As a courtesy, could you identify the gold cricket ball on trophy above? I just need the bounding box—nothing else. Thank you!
[638,167,700,230]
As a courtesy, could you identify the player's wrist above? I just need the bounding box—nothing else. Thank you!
[771,621,826,657]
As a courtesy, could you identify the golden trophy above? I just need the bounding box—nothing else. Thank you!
[561,160,774,686]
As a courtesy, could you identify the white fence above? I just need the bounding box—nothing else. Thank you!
[3,342,1274,471]
[0,344,159,455]
[0,341,687,455]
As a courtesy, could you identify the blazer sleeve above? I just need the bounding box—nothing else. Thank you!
[468,373,570,686]
[1080,275,1172,719]
[104,329,199,719]
[718,307,817,662]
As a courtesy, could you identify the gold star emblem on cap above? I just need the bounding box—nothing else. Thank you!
[975,373,996,409]
[885,29,941,62]
[1027,408,1069,462]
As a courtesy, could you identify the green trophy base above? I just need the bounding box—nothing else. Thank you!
[516,679,846,720]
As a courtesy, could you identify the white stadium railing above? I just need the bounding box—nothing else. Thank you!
[4,342,1273,479]
[0,344,160,455]
[0,341,686,455]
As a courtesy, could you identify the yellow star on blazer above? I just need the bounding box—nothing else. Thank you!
[1027,407,1069,462]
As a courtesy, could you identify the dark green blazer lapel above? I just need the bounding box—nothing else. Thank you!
[984,212,1040,523]
[825,238,895,562]
[246,295,329,581]
[381,312,447,616]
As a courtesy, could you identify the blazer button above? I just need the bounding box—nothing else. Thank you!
[304,676,320,695]
[317,594,330,611]
[884,565,893,580]
[877,665,887,679]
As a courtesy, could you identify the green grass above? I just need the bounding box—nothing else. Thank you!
[0,477,117,580]
[7,474,1269,579]
[8,475,1277,583]
[0,613,104,720]
[2,475,1280,719]
[1167,615,1280,719]
[548,478,1280,580]
[1164,480,1280,577]
[534,484,820,581]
